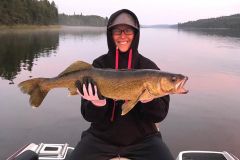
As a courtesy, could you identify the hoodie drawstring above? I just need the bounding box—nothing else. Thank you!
[128,49,132,69]
[111,48,132,121]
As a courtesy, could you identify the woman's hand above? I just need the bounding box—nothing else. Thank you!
[75,77,106,107]
[141,98,153,103]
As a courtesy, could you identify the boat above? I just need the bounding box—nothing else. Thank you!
[7,142,239,160]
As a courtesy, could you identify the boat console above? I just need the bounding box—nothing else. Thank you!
[7,143,239,160]
[176,151,239,160]
[7,143,73,160]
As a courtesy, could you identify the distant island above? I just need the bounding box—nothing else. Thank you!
[178,14,240,29]
[59,13,108,26]
[140,24,176,28]
[141,14,240,29]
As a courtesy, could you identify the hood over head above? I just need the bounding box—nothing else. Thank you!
[108,12,139,30]
[107,9,140,69]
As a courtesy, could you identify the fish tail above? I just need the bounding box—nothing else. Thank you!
[18,78,49,108]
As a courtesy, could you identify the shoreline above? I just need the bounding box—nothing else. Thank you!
[0,25,62,30]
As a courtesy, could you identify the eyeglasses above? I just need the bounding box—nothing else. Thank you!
[111,28,134,35]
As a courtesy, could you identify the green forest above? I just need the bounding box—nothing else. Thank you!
[178,14,240,29]
[0,0,108,27]
[59,13,108,26]
[0,0,59,26]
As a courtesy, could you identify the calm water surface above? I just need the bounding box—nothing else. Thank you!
[0,27,240,159]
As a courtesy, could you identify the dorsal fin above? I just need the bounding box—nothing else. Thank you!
[58,61,93,77]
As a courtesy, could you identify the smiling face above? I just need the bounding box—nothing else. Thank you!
[112,24,135,52]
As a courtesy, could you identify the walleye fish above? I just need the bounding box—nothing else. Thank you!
[18,61,188,115]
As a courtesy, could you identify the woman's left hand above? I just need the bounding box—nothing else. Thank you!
[141,98,153,103]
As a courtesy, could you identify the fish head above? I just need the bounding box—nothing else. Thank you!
[159,73,188,94]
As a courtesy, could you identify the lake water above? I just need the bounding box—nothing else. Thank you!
[0,26,240,159]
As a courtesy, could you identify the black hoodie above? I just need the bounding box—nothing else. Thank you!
[80,9,170,146]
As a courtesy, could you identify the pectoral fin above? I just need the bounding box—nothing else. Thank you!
[121,100,137,116]
[68,88,78,96]
[121,89,146,115]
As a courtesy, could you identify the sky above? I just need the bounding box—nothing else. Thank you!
[50,0,240,25]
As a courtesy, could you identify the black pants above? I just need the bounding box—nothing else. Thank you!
[68,131,174,160]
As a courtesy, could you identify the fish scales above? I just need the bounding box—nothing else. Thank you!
[41,69,157,100]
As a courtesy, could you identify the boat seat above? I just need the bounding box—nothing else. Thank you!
[13,150,38,160]
[109,158,131,160]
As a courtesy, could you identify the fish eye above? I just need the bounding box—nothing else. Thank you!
[171,76,177,82]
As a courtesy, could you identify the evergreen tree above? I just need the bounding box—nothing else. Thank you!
[59,13,108,26]
[178,14,240,29]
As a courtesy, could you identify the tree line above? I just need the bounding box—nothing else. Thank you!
[59,13,108,26]
[0,0,108,27]
[0,0,59,26]
[178,14,240,29]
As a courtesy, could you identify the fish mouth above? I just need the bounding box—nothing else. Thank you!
[175,77,189,94]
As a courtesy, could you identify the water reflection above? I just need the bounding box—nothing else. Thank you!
[0,30,60,84]
[177,29,240,50]
[0,27,106,84]
[172,28,240,78]
[178,28,240,38]
[59,26,106,40]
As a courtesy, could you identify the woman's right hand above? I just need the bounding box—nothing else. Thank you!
[75,77,106,107]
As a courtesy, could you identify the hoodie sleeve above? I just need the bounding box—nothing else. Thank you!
[138,54,171,123]
[80,56,109,123]
[81,98,108,122]
[140,95,170,123]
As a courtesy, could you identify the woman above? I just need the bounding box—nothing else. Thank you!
[69,9,174,160]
